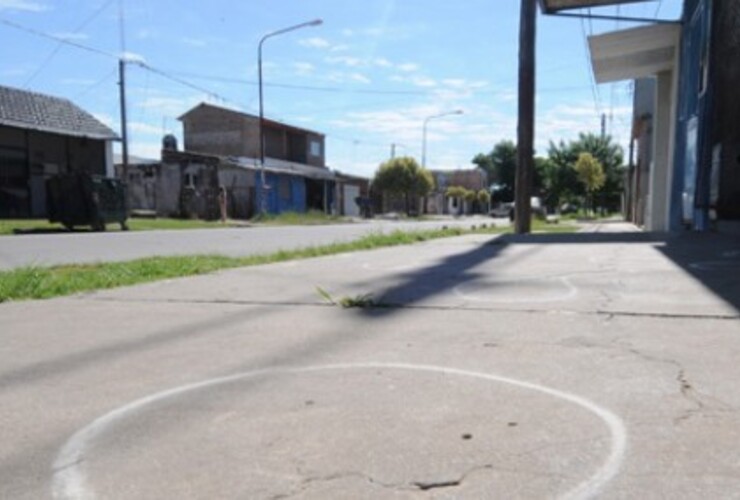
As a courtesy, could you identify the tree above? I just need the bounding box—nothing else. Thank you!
[546,133,624,212]
[472,140,517,202]
[372,156,434,216]
[477,189,491,213]
[573,152,606,216]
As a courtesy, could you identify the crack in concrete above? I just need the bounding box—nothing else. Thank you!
[615,342,737,424]
[268,464,499,498]
[80,295,740,321]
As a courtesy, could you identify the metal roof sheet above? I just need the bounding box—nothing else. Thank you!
[540,0,649,13]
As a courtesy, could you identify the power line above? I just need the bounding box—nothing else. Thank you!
[22,0,116,87]
[654,0,665,18]
[73,67,117,99]
[0,17,244,111]
[580,16,602,119]
[0,17,117,59]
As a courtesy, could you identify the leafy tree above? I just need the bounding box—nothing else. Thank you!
[573,152,606,215]
[472,140,517,202]
[477,189,491,208]
[372,156,434,216]
[546,133,624,212]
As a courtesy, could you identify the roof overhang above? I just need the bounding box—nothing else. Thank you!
[588,23,681,83]
[539,0,650,14]
[0,118,119,141]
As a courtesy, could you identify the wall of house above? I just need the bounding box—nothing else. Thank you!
[218,166,255,219]
[119,164,158,212]
[0,125,108,218]
[182,106,252,157]
[711,0,740,221]
[181,106,326,169]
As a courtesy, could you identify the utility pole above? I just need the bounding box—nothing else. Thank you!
[118,58,129,184]
[601,113,607,139]
[515,0,536,234]
[391,143,396,159]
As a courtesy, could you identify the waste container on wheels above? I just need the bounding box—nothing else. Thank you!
[46,173,129,231]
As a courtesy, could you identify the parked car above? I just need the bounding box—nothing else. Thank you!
[489,202,514,218]
[490,197,546,221]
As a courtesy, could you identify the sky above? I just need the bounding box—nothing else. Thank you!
[0,0,683,178]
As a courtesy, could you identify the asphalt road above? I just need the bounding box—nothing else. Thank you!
[0,217,499,270]
[1,222,739,499]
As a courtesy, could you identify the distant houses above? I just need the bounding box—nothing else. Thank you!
[119,103,368,220]
[0,85,118,218]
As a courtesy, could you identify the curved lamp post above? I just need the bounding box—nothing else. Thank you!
[421,109,463,168]
[258,18,322,215]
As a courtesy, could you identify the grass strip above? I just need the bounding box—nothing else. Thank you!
[0,223,577,302]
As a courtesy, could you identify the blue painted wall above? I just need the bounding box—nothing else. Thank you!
[254,173,307,214]
[670,0,713,231]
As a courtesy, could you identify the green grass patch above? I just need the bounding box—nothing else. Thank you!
[0,218,238,235]
[0,223,577,303]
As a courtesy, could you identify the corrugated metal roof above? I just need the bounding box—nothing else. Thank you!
[540,0,649,13]
[0,85,118,140]
[228,156,336,180]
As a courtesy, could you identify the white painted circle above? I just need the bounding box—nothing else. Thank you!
[52,363,627,500]
[454,276,578,304]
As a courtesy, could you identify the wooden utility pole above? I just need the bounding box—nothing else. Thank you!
[515,0,537,234]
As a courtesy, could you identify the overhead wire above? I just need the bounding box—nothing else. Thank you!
[22,0,116,88]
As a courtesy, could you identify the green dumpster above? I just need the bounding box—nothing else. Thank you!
[46,173,129,231]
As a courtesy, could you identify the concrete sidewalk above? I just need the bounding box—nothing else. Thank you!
[1,223,739,499]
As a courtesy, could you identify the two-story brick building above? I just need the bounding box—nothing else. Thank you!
[175,103,335,216]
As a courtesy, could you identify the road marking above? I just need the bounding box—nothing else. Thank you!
[52,363,627,500]
[453,276,578,303]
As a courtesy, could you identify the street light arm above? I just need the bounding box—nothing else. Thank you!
[256,18,323,216]
[421,109,464,168]
[259,19,323,48]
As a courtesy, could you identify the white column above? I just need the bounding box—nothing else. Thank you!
[647,70,676,232]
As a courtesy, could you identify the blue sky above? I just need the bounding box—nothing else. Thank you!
[0,0,682,177]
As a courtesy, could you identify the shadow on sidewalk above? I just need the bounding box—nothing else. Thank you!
[359,231,740,317]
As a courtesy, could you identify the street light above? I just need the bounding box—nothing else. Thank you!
[421,109,463,168]
[257,18,322,215]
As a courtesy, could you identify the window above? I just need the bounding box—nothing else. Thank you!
[310,140,321,157]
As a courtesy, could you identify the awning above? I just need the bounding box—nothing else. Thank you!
[539,0,649,14]
[588,23,681,83]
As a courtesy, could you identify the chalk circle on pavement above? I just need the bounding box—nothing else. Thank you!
[454,276,578,303]
[52,363,626,500]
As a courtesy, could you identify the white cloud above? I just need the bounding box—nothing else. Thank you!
[120,51,146,64]
[181,37,207,48]
[293,62,315,75]
[390,74,437,88]
[129,122,163,136]
[0,0,48,12]
[51,32,89,41]
[348,73,371,84]
[396,63,419,73]
[299,37,331,49]
[92,112,116,129]
[373,57,392,68]
[326,55,363,67]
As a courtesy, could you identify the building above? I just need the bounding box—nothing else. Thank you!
[427,168,489,215]
[0,85,118,218]
[177,103,335,216]
[578,0,739,231]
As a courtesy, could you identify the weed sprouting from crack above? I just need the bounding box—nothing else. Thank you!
[316,286,378,309]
